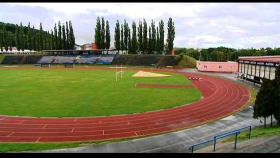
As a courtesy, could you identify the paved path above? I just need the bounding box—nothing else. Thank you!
[195,134,280,153]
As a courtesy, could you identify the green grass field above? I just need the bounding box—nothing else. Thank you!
[0,68,201,117]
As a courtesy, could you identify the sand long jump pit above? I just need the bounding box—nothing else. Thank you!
[132,71,171,78]
[132,71,195,89]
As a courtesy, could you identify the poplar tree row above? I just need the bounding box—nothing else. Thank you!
[51,20,75,50]
[94,17,175,55]
[94,17,111,50]
[0,21,75,52]
[114,19,165,54]
[114,18,169,54]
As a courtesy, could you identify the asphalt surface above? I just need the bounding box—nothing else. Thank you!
[29,69,277,153]
[195,134,280,153]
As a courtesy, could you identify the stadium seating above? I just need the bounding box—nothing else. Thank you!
[0,53,177,67]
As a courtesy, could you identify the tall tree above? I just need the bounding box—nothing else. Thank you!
[54,23,58,50]
[100,17,105,49]
[0,25,3,51]
[143,19,148,54]
[35,31,39,51]
[127,27,131,53]
[7,32,12,51]
[166,17,175,55]
[94,17,101,49]
[159,20,164,54]
[138,20,143,53]
[3,25,8,51]
[114,20,120,53]
[39,22,43,51]
[62,23,66,50]
[66,21,69,50]
[253,78,276,127]
[273,65,280,125]
[123,20,129,53]
[27,22,32,50]
[32,25,37,51]
[156,26,160,54]
[44,31,49,50]
[131,21,137,54]
[58,21,62,50]
[69,21,75,49]
[15,24,20,51]
[121,24,124,51]
[151,20,156,54]
[148,26,152,54]
[19,22,25,51]
[105,20,110,49]
[51,29,54,50]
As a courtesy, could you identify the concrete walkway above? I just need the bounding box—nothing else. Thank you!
[195,134,280,153]
[30,69,278,153]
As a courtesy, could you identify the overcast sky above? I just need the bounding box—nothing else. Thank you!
[1,2,280,49]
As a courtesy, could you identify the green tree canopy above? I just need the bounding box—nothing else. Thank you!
[166,17,175,55]
[254,78,277,127]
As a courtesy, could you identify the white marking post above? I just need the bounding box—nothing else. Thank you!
[116,64,123,82]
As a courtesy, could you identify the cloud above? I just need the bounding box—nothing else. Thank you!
[6,3,209,20]
[1,2,280,49]
[7,3,93,14]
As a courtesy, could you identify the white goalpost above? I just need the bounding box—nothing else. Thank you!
[115,64,123,82]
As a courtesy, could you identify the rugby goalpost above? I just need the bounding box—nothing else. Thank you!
[115,64,123,82]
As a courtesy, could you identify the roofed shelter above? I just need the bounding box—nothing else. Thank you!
[42,49,116,55]
[237,55,280,84]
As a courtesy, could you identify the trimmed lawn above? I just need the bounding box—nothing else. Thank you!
[0,68,201,117]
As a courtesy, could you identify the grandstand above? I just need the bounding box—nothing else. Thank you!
[96,54,116,65]
[0,53,178,68]
[1,55,24,64]
[52,55,77,64]
[37,55,56,64]
[74,54,99,64]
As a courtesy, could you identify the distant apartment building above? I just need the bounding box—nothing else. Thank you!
[83,43,97,50]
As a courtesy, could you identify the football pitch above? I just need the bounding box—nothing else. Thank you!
[0,68,201,117]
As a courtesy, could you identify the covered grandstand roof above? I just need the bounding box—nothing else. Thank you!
[237,55,280,63]
[42,49,116,54]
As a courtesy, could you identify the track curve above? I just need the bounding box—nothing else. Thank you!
[0,68,251,143]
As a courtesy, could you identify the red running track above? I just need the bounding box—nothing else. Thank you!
[0,68,251,143]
